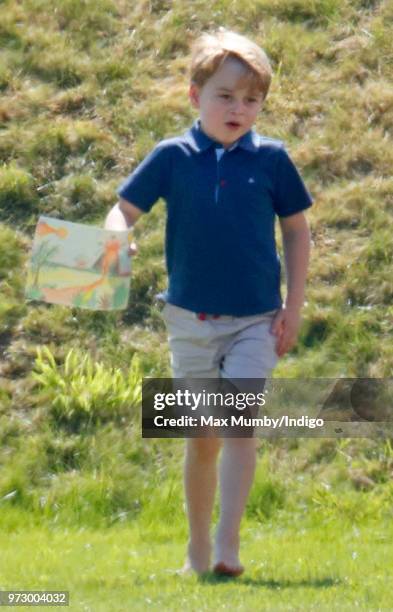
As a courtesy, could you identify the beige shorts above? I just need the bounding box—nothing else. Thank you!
[162,303,279,381]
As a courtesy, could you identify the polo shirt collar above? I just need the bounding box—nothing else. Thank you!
[185,119,259,153]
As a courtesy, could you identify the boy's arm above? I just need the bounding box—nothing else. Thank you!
[270,211,311,357]
[104,198,144,254]
[280,211,311,311]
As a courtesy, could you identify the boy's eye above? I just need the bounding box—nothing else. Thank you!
[247,98,258,103]
[219,94,231,99]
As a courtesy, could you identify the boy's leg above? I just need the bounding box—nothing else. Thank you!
[214,437,257,570]
[213,314,278,572]
[162,305,278,573]
[183,437,222,573]
[161,304,223,573]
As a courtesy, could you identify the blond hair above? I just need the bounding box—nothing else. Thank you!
[190,29,272,99]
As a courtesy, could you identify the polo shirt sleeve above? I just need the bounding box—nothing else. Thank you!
[116,143,170,213]
[273,145,313,217]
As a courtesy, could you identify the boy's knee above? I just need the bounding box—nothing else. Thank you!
[187,438,222,462]
[223,437,258,451]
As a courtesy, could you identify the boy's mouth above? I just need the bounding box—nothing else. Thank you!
[225,121,241,129]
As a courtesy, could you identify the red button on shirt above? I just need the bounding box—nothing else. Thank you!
[220,179,226,187]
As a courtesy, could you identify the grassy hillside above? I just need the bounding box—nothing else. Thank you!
[0,0,392,544]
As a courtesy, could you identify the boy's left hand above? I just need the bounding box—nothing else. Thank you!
[270,306,301,357]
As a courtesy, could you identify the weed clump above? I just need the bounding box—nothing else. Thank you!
[0,165,38,222]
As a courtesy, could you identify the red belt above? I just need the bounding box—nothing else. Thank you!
[197,313,220,321]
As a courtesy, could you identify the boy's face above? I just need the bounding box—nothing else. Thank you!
[189,57,264,148]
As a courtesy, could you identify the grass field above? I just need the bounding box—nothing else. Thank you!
[1,514,393,611]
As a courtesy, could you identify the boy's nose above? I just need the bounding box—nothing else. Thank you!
[230,100,245,113]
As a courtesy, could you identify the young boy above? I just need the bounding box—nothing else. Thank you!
[105,29,312,577]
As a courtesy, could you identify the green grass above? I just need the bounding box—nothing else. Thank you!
[0,516,393,611]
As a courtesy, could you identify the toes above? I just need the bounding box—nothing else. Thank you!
[213,562,244,577]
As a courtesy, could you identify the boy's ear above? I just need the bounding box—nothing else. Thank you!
[189,83,200,109]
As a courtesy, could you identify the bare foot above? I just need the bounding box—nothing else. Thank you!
[181,539,211,575]
[213,534,243,576]
[175,561,193,576]
[213,561,244,577]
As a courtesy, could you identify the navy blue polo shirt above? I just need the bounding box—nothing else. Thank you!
[117,119,313,316]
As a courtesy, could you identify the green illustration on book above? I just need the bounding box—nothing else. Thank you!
[25,216,132,310]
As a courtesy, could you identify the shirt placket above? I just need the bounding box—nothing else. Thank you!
[214,144,237,204]
[215,148,224,204]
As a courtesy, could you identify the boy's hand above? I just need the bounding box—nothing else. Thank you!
[104,201,141,257]
[270,306,301,357]
[128,242,138,257]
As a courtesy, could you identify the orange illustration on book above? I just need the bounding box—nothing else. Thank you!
[92,237,122,275]
[40,237,123,303]
[36,221,68,239]
[41,277,105,302]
